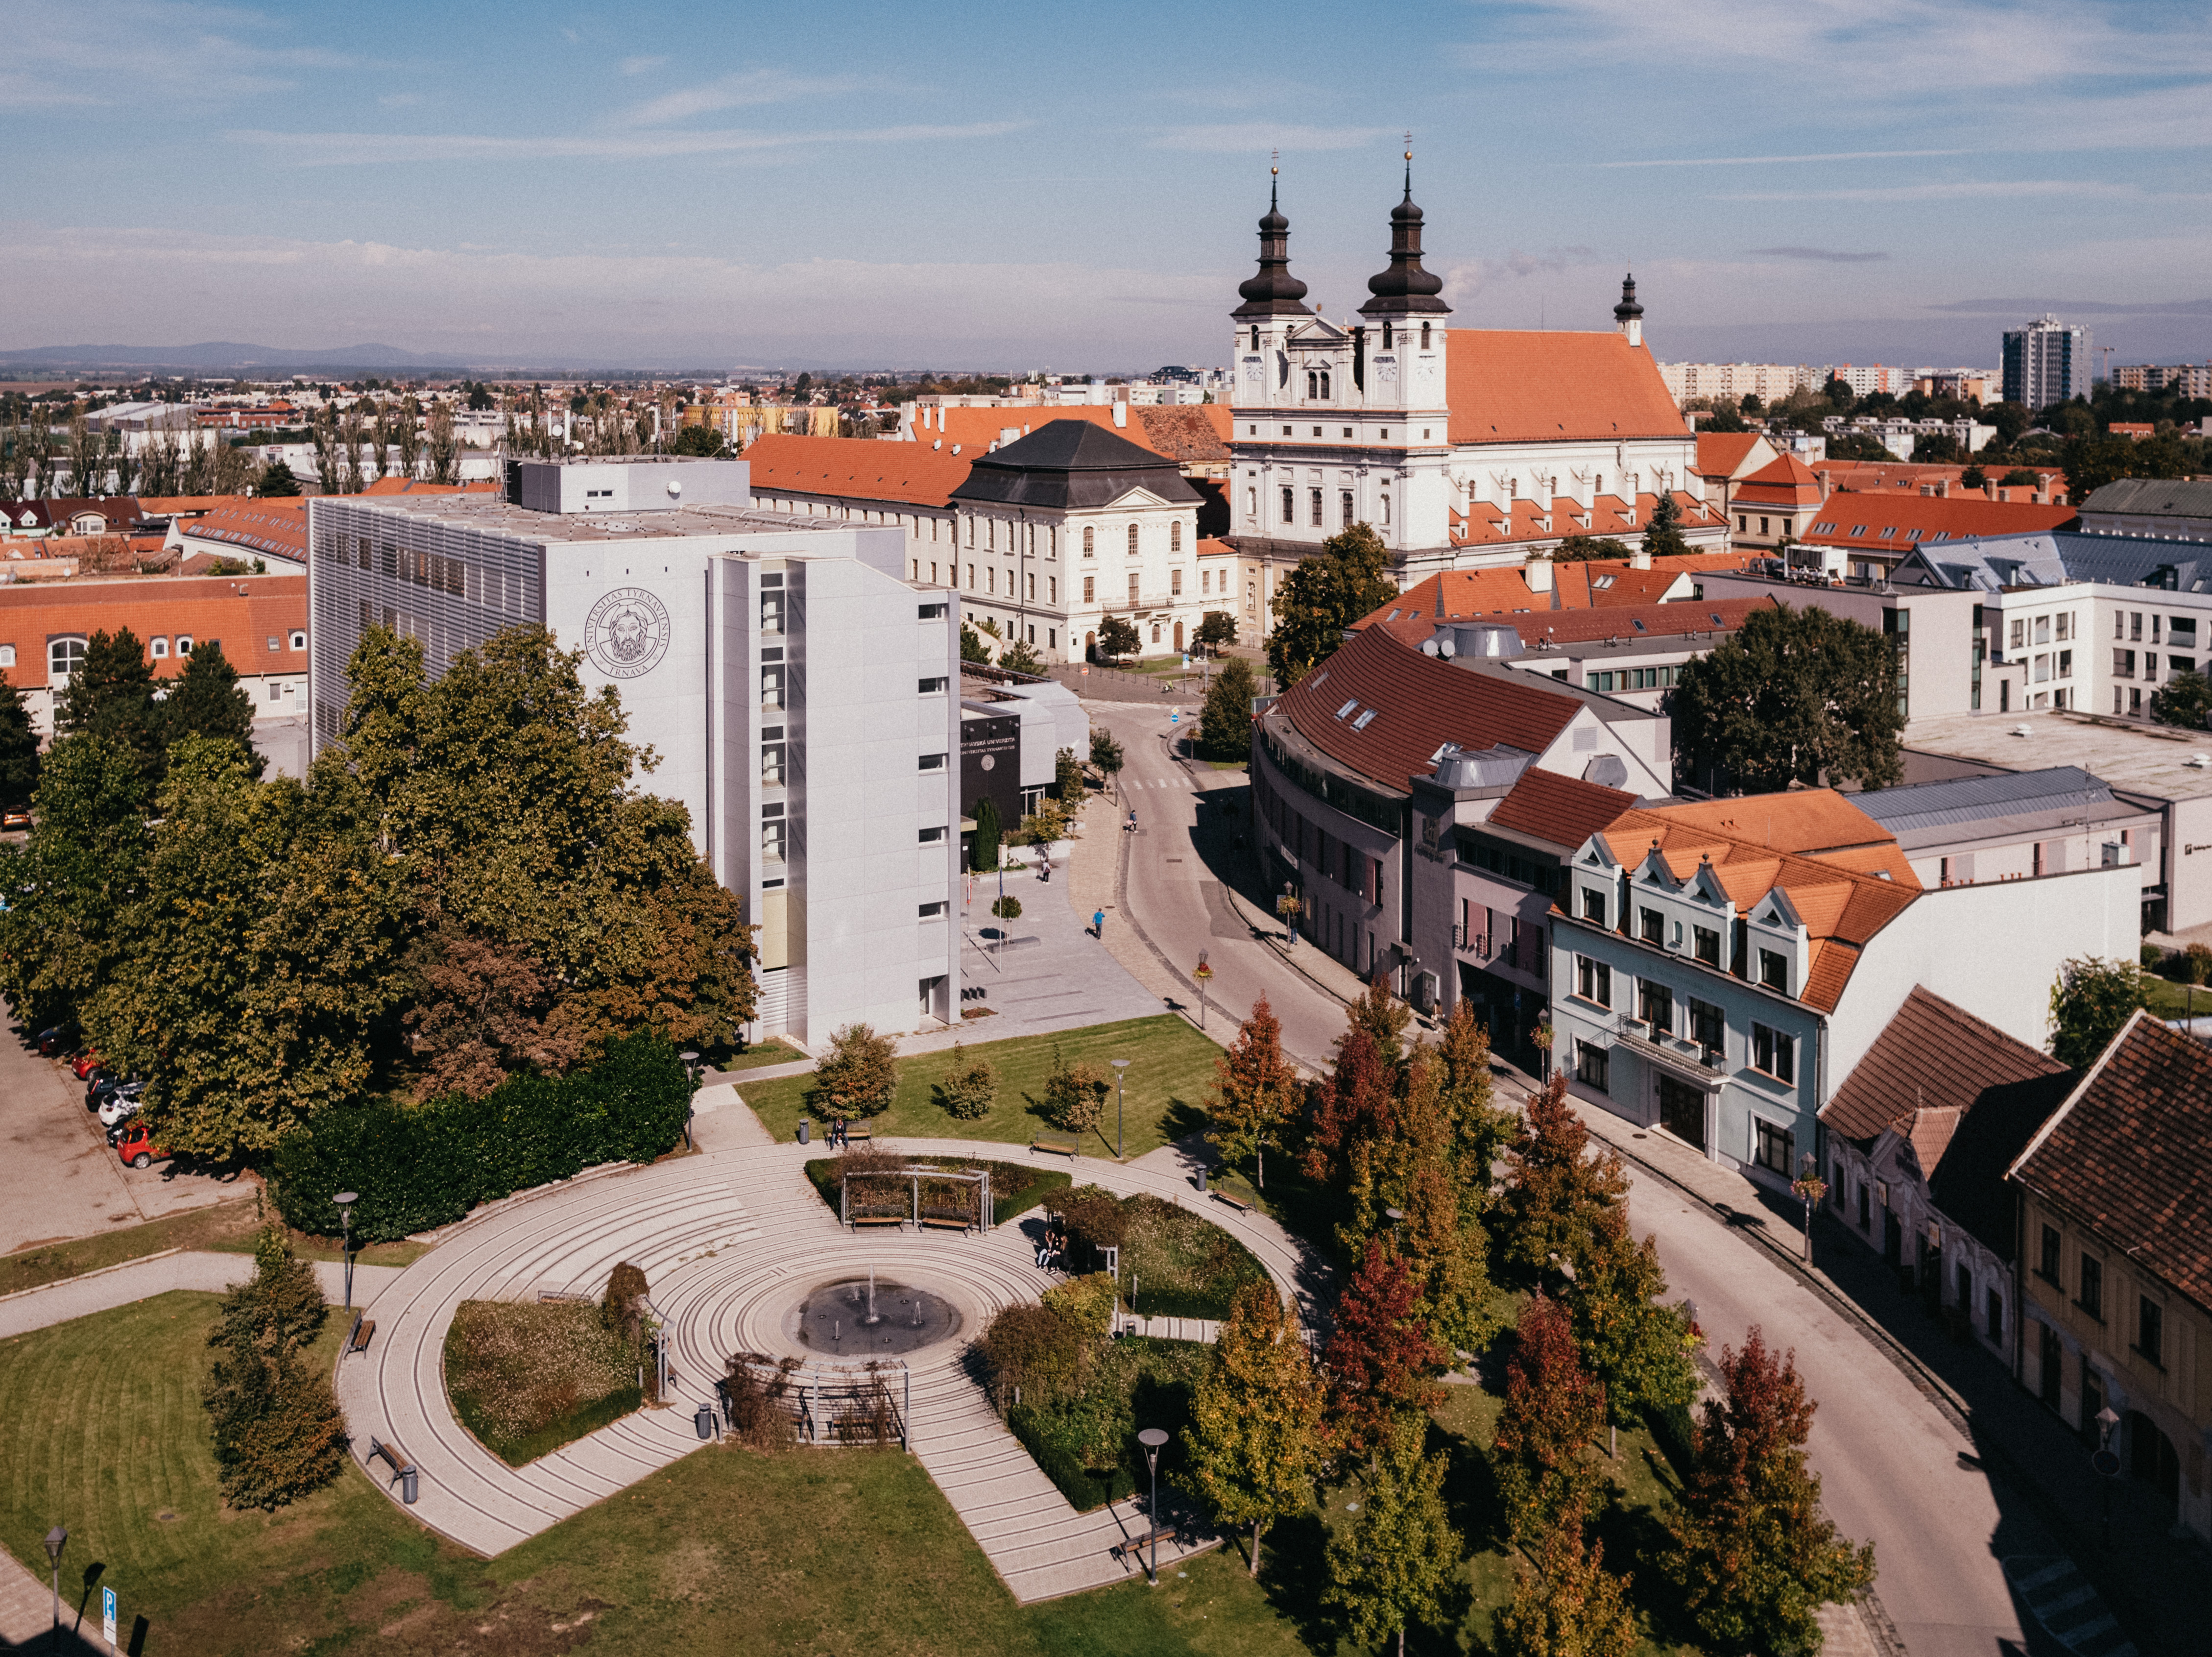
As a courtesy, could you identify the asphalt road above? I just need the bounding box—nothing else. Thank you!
[1087,698,2051,1657]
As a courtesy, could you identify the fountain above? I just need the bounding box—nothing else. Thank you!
[792,1276,959,1356]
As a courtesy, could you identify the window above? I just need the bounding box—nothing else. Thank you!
[1689,997,1724,1051]
[1049,577,1057,605]
[1576,1039,1610,1093]
[1987,1286,2003,1343]
[1341,488,1354,526]
[289,630,306,651]
[1639,906,1665,946]
[1083,576,1095,603]
[177,636,195,656]
[1128,573,1139,604]
[2009,618,2025,650]
[761,819,787,863]
[918,752,946,771]
[1637,979,1673,1034]
[919,602,947,620]
[2058,612,2074,641]
[1693,925,1721,967]
[760,664,785,708]
[2131,611,2143,641]
[1128,524,1139,556]
[1170,569,1182,596]
[1753,1119,1794,1177]
[2115,649,2136,679]
[1380,492,1390,526]
[2138,1296,2164,1366]
[986,566,996,594]
[1575,955,1611,1007]
[1083,526,1095,556]
[149,637,169,660]
[2078,1252,2103,1320]
[0,644,12,669]
[1026,573,1034,601]
[268,681,283,702]
[266,635,280,653]
[2039,1224,2062,1282]
[1310,487,1323,527]
[966,564,976,589]
[1281,486,1295,523]
[48,636,87,682]
[918,676,947,695]
[2059,649,2072,679]
[761,743,786,784]
[1170,522,1181,553]
[1582,887,1607,927]
[1246,487,1258,519]
[1758,948,1788,992]
[1752,1022,1794,1082]
[918,901,947,918]
[919,825,947,843]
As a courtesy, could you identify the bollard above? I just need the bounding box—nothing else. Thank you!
[1196,1167,1207,1194]
[400,1467,419,1505]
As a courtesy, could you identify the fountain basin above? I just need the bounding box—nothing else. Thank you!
[789,1277,962,1358]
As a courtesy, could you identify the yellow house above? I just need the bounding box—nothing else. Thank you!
[2009,1010,2212,1542]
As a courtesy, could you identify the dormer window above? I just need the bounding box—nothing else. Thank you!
[1759,948,1788,992]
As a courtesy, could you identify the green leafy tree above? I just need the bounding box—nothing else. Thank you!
[971,796,1003,870]
[1495,1500,1640,1657]
[1500,1072,1631,1279]
[990,894,1022,924]
[2047,956,2139,1068]
[1910,433,1966,464]
[1095,615,1141,663]
[255,460,301,497]
[1207,996,1296,1189]
[1193,610,1237,656]
[1739,392,1765,415]
[1492,1293,1606,1545]
[1554,535,1632,563]
[1999,466,2044,487]
[1180,1280,1323,1576]
[2150,670,2212,731]
[1640,488,1691,561]
[999,637,1045,675]
[961,624,993,664]
[1089,728,1124,785]
[1670,603,1904,793]
[161,640,262,775]
[1323,1411,1462,1657]
[1042,1045,1109,1134]
[55,627,162,792]
[937,1042,996,1120]
[1660,1328,1875,1657]
[1054,745,1084,806]
[1268,523,1395,687]
[1822,375,1855,413]
[1701,402,1749,434]
[0,735,152,1028]
[807,1023,899,1118]
[0,678,39,807]
[1959,464,1988,492]
[668,423,729,458]
[1197,656,1257,761]
[1569,1210,1701,1451]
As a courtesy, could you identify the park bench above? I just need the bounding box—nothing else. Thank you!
[1111,1527,1183,1563]
[1209,1190,1254,1215]
[1031,1131,1080,1159]
[348,1316,377,1355]
[845,1124,873,1145]
[918,1216,973,1236]
[367,1436,419,1504]
[849,1215,905,1232]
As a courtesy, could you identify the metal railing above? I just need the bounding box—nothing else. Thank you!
[1613,1014,1727,1078]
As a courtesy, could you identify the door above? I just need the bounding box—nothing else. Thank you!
[1657,1075,1705,1150]
[2039,1323,2062,1407]
[1883,1208,1901,1267]
[1174,620,1184,653]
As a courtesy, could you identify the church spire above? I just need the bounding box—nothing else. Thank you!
[1359,140,1450,318]
[1233,163,1311,319]
[1614,271,1644,346]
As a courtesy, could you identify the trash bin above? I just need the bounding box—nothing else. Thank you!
[696,1405,716,1440]
[400,1467,419,1505]
[797,1119,810,1145]
[1196,1167,1208,1194]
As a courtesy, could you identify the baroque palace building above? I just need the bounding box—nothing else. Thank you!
[1226,159,1727,591]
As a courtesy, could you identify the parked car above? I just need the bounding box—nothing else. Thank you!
[1,809,29,831]
[71,1050,103,1080]
[88,1074,134,1109]
[98,1089,144,1129]
[114,1121,167,1170]
[35,1024,75,1056]
[82,1070,110,1103]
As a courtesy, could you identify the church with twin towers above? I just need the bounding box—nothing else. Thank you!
[1224,155,1728,585]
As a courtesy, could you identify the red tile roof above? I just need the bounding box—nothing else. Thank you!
[1488,766,1635,848]
[180,498,307,562]
[1732,452,1826,509]
[1270,626,1580,796]
[0,574,307,692]
[1448,487,1727,551]
[1814,459,2068,497]
[2010,1012,2212,1309]
[1695,433,1769,479]
[1134,404,1232,463]
[1822,986,2067,1143]
[1445,331,1688,444]
[1802,493,2078,558]
[744,434,975,509]
[1362,594,1770,652]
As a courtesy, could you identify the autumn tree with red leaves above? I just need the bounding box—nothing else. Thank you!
[1500,1071,1630,1279]
[1659,1327,1875,1657]
[1491,1292,1607,1545]
[1495,1497,1639,1657]
[1322,1238,1446,1461]
[1302,1023,1397,1187]
[1207,995,1297,1190]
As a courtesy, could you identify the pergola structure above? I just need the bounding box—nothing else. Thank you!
[840,1164,995,1232]
[721,1352,910,1447]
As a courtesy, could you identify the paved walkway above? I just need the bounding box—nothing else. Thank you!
[337,1129,1325,1602]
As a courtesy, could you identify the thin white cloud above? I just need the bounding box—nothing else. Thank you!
[619,55,669,76]
[1148,124,1391,153]
[1749,246,1890,263]
[229,121,1028,166]
[1717,178,2173,202]
[3,0,357,105]
[1597,147,1978,169]
[612,69,873,128]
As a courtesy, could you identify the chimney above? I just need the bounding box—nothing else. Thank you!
[1112,403,1127,428]
[1526,552,1554,594]
[1631,543,1651,570]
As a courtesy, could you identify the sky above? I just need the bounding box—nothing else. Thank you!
[2,0,2209,374]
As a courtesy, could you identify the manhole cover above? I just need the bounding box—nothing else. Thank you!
[793,1277,960,1357]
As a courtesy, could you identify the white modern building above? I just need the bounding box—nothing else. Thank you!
[2002,315,2092,408]
[306,456,964,1045]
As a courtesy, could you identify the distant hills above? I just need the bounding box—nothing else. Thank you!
[0,341,449,373]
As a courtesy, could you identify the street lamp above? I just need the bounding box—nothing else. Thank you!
[43,1526,65,1655]
[334,1192,359,1312]
[1384,1207,1405,1247]
[680,1049,701,1150]
[1791,1154,1828,1267]
[1137,1427,1171,1586]
[1111,1059,1130,1161]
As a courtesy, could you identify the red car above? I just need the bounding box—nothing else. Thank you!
[71,1050,102,1080]
[115,1122,168,1170]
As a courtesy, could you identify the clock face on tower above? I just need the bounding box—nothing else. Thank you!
[1376,356,1398,383]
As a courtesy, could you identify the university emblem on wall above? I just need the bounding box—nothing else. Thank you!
[583,586,672,680]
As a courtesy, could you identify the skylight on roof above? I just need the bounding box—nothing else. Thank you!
[1814,522,1835,534]
[1632,618,1646,631]
[1592,575,1615,589]
[1335,699,1359,720]
[1879,527,1895,537]
[1310,670,1328,688]
[1851,525,1867,536]
[1710,611,1724,625]
[1352,708,1379,731]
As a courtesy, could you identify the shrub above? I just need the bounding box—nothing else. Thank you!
[603,1261,649,1342]
[991,895,1023,924]
[721,1352,802,1449]
[937,1044,997,1120]
[446,1299,644,1463]
[2142,941,2171,973]
[1042,1046,1108,1133]
[807,1023,899,1119]
[981,1300,1093,1408]
[1060,1186,1130,1261]
[1044,1270,1120,1335]
[2189,942,2212,987]
[270,1032,689,1243]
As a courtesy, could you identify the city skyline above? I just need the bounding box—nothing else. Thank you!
[1,0,2208,371]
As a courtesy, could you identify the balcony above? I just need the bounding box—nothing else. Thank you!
[1611,1015,1727,1083]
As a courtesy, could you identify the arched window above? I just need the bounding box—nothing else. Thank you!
[48,637,86,682]
[1082,525,1094,556]
[1305,370,1317,399]
[1171,522,1182,553]
[1419,323,1431,349]
[1319,369,1331,399]
[1127,524,1139,556]
[1250,325,1260,351]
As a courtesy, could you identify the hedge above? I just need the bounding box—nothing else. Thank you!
[271,1033,690,1243]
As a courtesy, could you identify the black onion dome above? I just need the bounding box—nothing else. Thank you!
[1359,155,1450,317]
[1234,171,1311,319]
[1614,273,1644,324]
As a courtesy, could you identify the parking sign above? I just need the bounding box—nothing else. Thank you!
[103,1585,116,1648]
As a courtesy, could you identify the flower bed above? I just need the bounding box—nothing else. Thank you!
[443,1299,644,1466]
[1056,1188,1269,1321]
[1006,1336,1210,1511]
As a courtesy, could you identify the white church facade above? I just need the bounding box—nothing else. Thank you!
[1225,161,1729,587]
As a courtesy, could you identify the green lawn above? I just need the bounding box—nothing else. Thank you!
[0,1197,264,1297]
[0,1289,1316,1655]
[741,1015,1226,1162]
[714,1038,808,1073]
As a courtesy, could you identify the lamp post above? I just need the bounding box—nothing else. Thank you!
[43,1526,65,1655]
[1111,1059,1130,1161]
[1384,1207,1405,1248]
[1193,953,1213,1031]
[334,1192,359,1312]
[680,1049,701,1150]
[2093,1405,2122,1550]
[1137,1427,1171,1585]
[1791,1155,1828,1267]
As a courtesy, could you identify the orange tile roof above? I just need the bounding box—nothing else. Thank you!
[1196,536,1237,559]
[1362,594,1770,652]
[1447,487,1727,551]
[1133,403,1232,463]
[744,434,975,509]
[1487,766,1636,848]
[0,574,306,693]
[181,498,308,561]
[1802,493,2077,558]
[135,495,244,518]
[1814,459,2067,496]
[1592,795,1920,1012]
[1445,330,1688,445]
[1355,560,1698,630]
[1695,432,1767,478]
[1732,452,1826,508]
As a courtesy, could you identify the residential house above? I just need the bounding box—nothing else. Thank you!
[1693,431,1782,520]
[1726,453,1826,558]
[1797,493,2078,581]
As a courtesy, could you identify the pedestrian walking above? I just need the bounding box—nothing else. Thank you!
[1092,907,1106,939]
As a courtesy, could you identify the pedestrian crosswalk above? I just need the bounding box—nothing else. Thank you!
[2002,1556,2138,1657]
